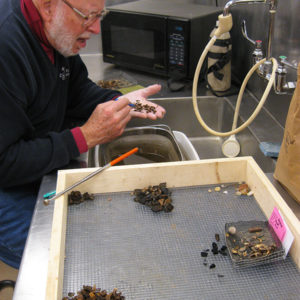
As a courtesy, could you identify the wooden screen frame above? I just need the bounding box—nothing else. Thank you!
[45,157,300,299]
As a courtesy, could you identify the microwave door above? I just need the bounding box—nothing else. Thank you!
[101,12,168,76]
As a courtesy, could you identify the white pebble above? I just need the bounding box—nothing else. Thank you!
[228,226,236,235]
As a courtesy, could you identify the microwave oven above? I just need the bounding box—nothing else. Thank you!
[101,0,222,79]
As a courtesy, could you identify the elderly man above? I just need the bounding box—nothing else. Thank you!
[0,0,165,271]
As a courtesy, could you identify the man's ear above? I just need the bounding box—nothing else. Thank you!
[35,0,53,22]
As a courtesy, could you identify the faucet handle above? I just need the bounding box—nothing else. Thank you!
[276,56,287,76]
[241,20,264,66]
[275,60,287,94]
[275,55,297,94]
[253,40,264,64]
[241,20,255,45]
[279,55,298,70]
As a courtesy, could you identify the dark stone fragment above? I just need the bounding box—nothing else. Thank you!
[151,204,164,212]
[201,251,208,257]
[134,196,147,205]
[160,187,169,195]
[68,191,82,205]
[144,193,153,201]
[82,192,94,201]
[68,191,95,206]
[133,189,143,196]
[211,242,219,254]
[209,263,216,269]
[219,245,228,256]
[159,182,166,187]
[69,191,82,201]
[217,274,224,278]
[164,203,174,212]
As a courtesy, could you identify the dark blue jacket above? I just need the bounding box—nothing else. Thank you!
[0,0,120,187]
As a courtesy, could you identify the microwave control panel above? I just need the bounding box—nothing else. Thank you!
[167,19,189,76]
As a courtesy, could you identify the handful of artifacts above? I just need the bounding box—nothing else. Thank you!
[133,100,157,114]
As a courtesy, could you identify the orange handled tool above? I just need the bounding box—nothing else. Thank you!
[110,147,138,166]
[43,147,139,205]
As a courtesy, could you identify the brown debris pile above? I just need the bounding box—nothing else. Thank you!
[68,191,94,205]
[62,285,125,300]
[133,182,173,212]
[97,79,132,90]
[236,183,251,195]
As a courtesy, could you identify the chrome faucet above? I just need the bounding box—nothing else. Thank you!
[223,0,277,16]
[224,1,297,94]
[241,20,263,66]
[275,56,297,94]
[224,0,277,78]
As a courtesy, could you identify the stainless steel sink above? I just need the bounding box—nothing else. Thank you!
[88,96,276,172]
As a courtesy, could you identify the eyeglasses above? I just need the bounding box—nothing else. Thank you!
[62,0,108,27]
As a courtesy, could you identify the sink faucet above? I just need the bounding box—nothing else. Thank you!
[275,56,297,94]
[241,20,263,66]
[223,1,297,95]
[224,0,278,79]
[223,0,277,16]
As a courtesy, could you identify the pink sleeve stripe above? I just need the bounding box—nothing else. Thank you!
[71,127,88,154]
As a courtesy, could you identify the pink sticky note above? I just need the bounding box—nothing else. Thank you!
[269,207,287,242]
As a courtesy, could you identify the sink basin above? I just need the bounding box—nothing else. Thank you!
[88,124,199,167]
[94,125,184,166]
[88,96,276,172]
[128,96,275,172]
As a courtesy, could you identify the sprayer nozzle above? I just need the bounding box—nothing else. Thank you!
[222,135,241,158]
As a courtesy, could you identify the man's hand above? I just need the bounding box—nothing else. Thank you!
[120,84,166,120]
[80,97,132,149]
[80,84,165,149]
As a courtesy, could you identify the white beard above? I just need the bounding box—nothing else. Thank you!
[48,6,77,57]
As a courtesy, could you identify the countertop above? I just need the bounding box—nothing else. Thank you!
[13,54,300,299]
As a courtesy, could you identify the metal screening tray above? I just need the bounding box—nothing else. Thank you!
[225,220,285,268]
[46,158,300,299]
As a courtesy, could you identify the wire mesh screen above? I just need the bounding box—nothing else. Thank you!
[62,184,300,299]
